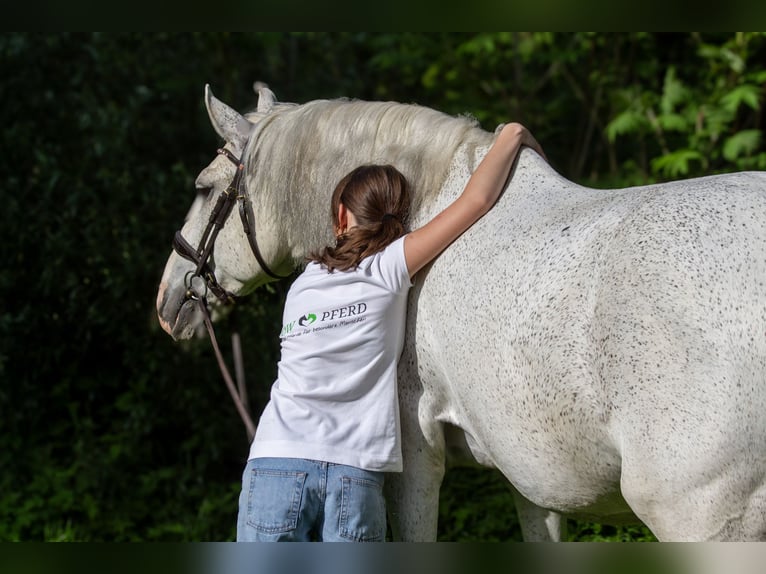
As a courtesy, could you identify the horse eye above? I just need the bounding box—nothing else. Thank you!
[196,186,212,198]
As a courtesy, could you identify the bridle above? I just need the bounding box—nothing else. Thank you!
[172,146,288,306]
[171,146,291,441]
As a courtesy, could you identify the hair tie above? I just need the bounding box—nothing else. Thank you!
[382,213,398,224]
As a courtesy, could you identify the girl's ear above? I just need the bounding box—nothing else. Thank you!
[336,203,349,237]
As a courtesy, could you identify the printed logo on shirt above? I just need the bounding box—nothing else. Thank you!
[298,313,317,327]
[281,302,368,339]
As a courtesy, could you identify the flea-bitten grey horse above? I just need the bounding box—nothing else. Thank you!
[156,84,766,541]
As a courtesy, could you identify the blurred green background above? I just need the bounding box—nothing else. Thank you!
[1,32,764,542]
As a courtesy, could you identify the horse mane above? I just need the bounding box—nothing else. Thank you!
[244,98,492,259]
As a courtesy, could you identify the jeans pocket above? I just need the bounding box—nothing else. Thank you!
[338,476,386,542]
[247,469,307,534]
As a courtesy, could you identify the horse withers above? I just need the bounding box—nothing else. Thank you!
[157,83,766,541]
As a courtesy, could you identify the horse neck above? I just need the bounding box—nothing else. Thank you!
[248,100,495,263]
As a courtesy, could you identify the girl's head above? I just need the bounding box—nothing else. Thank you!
[309,164,410,272]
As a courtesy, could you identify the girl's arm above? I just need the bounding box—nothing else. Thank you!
[404,122,544,277]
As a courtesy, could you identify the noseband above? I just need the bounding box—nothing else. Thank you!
[172,147,288,306]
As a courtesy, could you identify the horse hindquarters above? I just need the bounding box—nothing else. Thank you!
[599,182,766,540]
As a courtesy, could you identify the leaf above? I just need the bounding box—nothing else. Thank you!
[660,67,686,114]
[720,84,761,113]
[606,110,648,142]
[702,106,736,139]
[651,149,704,178]
[457,34,497,56]
[422,63,441,89]
[658,112,689,132]
[721,47,745,74]
[722,130,762,161]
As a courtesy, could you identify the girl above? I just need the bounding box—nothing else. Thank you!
[237,122,545,542]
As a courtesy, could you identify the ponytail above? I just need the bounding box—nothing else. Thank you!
[308,165,410,272]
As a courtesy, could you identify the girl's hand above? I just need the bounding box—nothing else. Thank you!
[504,122,547,162]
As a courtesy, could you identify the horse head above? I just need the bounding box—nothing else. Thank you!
[156,83,293,340]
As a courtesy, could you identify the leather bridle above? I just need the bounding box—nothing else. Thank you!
[170,146,291,441]
[172,147,288,307]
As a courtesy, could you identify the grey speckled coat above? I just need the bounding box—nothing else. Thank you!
[158,85,766,541]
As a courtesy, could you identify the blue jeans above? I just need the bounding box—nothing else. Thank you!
[237,457,387,542]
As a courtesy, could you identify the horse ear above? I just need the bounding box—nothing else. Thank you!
[204,84,252,148]
[254,81,276,113]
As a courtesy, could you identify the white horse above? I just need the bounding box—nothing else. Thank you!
[157,84,766,541]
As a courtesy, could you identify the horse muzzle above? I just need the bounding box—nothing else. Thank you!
[156,280,203,340]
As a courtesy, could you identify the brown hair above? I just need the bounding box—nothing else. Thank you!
[308,164,411,272]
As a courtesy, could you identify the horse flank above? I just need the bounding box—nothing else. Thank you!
[243,98,493,262]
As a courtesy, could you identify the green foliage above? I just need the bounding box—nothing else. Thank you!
[568,521,657,542]
[1,33,764,542]
[650,149,705,179]
[0,33,284,541]
[438,468,522,542]
[606,32,766,181]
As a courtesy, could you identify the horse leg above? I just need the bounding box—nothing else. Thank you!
[620,444,766,541]
[385,378,446,541]
[614,351,766,540]
[732,483,766,541]
[510,486,566,541]
[385,446,444,541]
[740,483,766,540]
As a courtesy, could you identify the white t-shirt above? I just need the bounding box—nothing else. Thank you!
[248,236,412,472]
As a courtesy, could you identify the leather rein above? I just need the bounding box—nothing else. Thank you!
[172,147,290,441]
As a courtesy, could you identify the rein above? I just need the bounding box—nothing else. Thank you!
[172,147,291,441]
